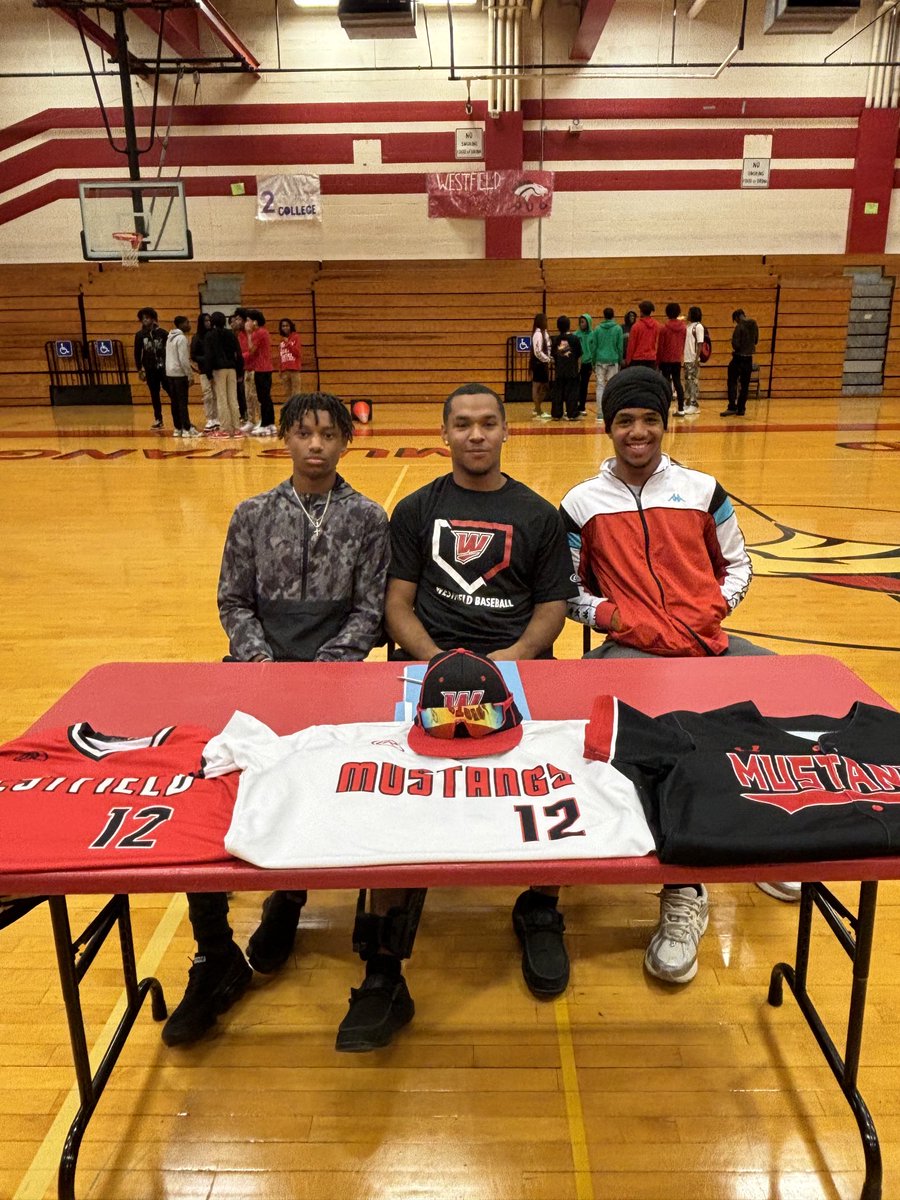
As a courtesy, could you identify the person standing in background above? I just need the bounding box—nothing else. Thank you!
[205,311,243,438]
[134,307,171,431]
[592,307,623,421]
[550,316,582,421]
[191,312,218,434]
[721,308,759,418]
[231,310,255,431]
[683,306,705,416]
[624,301,660,368]
[621,310,638,364]
[658,302,688,418]
[245,309,277,437]
[279,318,302,401]
[164,317,199,439]
[530,313,553,421]
[573,313,594,414]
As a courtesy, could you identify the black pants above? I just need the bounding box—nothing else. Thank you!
[577,362,592,411]
[552,376,579,419]
[168,375,192,431]
[659,362,685,412]
[236,375,247,420]
[727,354,753,413]
[145,370,172,423]
[255,371,274,427]
[186,890,307,954]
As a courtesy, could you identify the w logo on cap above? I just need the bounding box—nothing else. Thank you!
[452,530,493,565]
[441,689,485,710]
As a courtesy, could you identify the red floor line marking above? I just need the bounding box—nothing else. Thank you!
[1,420,899,440]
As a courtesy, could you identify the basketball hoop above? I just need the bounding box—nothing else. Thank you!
[112,231,143,269]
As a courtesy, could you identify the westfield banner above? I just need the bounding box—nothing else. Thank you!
[427,170,554,218]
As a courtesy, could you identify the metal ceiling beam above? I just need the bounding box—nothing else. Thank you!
[36,1,260,73]
[569,0,617,62]
[196,1,260,72]
[49,8,150,76]
[131,5,204,60]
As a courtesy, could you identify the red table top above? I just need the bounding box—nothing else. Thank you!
[3,655,896,894]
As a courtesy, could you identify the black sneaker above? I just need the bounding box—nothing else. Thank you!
[162,941,252,1047]
[151,419,163,429]
[247,891,305,974]
[512,890,570,998]
[719,408,737,417]
[335,972,415,1052]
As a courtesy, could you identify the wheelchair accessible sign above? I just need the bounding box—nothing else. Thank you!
[516,336,531,352]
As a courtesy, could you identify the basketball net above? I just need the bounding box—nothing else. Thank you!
[112,231,142,269]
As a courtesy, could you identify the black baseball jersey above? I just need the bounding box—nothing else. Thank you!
[585,696,900,865]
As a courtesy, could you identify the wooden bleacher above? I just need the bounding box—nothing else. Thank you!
[0,256,896,408]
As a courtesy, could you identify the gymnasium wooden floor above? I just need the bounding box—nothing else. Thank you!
[1,388,899,1200]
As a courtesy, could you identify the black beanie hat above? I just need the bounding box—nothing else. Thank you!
[601,366,670,430]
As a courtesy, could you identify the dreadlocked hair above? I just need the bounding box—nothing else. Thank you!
[279,392,355,442]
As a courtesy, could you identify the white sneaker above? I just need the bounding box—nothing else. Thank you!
[539,412,552,421]
[644,885,709,983]
[185,427,200,438]
[266,425,278,436]
[250,423,267,437]
[755,881,802,903]
[683,404,700,415]
[240,421,254,434]
[172,429,183,438]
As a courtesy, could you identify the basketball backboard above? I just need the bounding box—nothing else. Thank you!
[78,179,193,261]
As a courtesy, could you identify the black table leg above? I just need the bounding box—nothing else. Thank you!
[48,895,167,1200]
[768,881,881,1200]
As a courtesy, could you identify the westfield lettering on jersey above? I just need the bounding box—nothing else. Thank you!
[727,751,900,814]
[0,772,196,796]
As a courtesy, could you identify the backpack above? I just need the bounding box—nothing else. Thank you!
[698,326,712,364]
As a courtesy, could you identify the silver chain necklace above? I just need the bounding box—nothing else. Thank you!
[292,485,332,543]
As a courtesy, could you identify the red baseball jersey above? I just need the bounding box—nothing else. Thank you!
[0,723,237,872]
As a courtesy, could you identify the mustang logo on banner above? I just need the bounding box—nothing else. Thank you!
[256,174,322,221]
[427,170,554,218]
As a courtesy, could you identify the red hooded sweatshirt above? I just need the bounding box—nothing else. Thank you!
[625,316,660,364]
[657,319,687,365]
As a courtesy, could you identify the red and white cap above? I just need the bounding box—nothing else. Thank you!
[407,648,524,760]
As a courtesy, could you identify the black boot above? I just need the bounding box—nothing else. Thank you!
[512,889,570,998]
[162,940,252,1047]
[335,955,415,1053]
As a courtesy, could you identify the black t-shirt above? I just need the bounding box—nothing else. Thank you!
[133,326,167,374]
[389,473,578,655]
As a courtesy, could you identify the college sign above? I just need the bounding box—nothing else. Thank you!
[256,173,322,221]
[426,170,554,218]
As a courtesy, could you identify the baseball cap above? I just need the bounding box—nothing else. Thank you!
[407,648,524,759]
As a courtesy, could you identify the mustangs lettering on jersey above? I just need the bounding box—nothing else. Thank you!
[0,723,237,871]
[586,695,900,866]
[725,749,900,814]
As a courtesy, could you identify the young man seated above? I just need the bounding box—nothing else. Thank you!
[162,392,390,1047]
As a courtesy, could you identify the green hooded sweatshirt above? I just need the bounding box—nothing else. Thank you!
[572,313,594,367]
[591,318,624,365]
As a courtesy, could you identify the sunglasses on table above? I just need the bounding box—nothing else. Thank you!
[416,696,515,739]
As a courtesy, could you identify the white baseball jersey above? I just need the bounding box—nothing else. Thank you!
[203,712,655,869]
